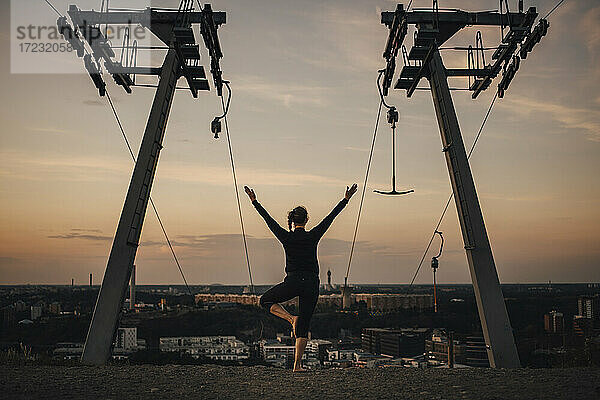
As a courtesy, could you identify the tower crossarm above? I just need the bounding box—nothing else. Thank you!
[382,9,536,30]
[67,7,226,36]
[380,3,540,98]
[64,4,227,98]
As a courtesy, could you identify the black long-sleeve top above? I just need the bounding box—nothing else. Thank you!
[252,198,348,275]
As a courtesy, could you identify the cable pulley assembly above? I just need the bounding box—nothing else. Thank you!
[211,80,231,138]
[498,55,520,98]
[431,230,444,269]
[56,16,86,57]
[83,54,106,97]
[520,18,549,59]
[387,106,399,127]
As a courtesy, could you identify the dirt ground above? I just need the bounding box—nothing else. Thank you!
[1,365,599,400]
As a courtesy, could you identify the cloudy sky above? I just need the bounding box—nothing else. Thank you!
[0,0,598,285]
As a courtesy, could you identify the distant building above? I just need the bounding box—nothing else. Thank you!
[54,339,143,360]
[544,310,564,334]
[2,306,16,327]
[573,316,594,338]
[260,339,295,368]
[465,336,490,367]
[13,300,27,312]
[160,336,249,361]
[325,348,405,368]
[49,302,62,315]
[578,296,599,320]
[195,292,433,312]
[362,328,387,354]
[195,293,260,306]
[342,286,352,309]
[306,339,332,364]
[317,294,343,308]
[53,342,84,359]
[353,351,392,368]
[361,328,428,358]
[114,327,137,351]
[353,294,433,312]
[425,329,466,365]
[326,348,355,362]
[30,305,42,320]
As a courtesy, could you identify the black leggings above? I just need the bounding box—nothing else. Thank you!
[260,272,319,338]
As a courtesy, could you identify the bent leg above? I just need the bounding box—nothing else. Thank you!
[269,303,294,325]
[260,280,298,325]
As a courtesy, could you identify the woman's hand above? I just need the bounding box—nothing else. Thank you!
[345,183,358,200]
[244,186,257,202]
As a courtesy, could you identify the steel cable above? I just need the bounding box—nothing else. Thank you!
[408,92,498,287]
[220,84,255,294]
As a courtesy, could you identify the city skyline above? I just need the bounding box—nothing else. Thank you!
[0,0,599,285]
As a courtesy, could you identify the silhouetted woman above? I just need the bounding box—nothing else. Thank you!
[244,184,357,372]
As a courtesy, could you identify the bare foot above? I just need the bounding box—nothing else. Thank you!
[293,366,307,372]
[291,316,298,338]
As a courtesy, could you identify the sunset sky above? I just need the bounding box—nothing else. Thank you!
[0,0,598,285]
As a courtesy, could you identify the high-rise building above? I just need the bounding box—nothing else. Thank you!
[577,295,599,320]
[30,305,42,320]
[114,327,137,351]
[544,310,564,333]
[129,264,136,310]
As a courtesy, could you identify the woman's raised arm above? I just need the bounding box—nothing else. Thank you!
[245,186,288,242]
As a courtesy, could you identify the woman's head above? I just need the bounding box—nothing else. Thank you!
[288,206,308,230]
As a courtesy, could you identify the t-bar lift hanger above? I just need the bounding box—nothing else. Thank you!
[374,71,414,196]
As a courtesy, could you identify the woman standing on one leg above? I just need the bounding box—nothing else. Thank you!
[244,184,357,372]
